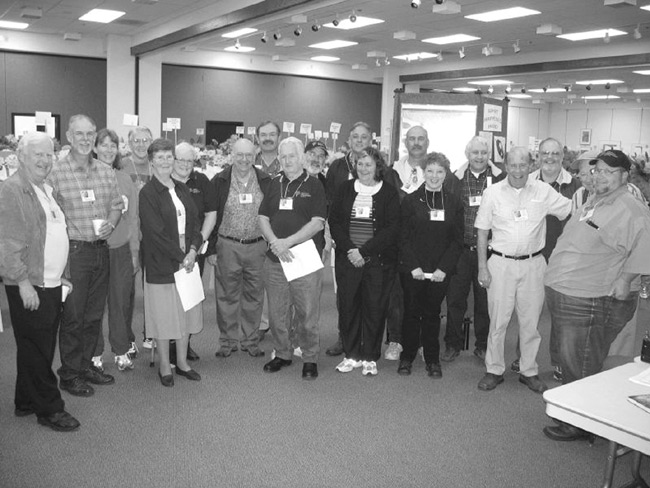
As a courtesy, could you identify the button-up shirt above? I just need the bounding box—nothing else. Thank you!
[393,155,424,195]
[255,153,281,177]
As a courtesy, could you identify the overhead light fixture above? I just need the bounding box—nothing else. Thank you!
[311,22,321,32]
[222,28,258,38]
[273,31,282,40]
[324,15,383,30]
[235,39,241,49]
[0,35,7,42]
[393,52,437,61]
[432,1,462,14]
[331,15,340,27]
[261,32,268,43]
[481,44,502,56]
[20,7,42,19]
[225,43,255,53]
[459,47,466,59]
[634,24,642,39]
[576,79,624,85]
[351,63,368,70]
[586,84,592,90]
[509,94,531,99]
[311,55,340,62]
[565,85,572,92]
[437,52,444,61]
[513,40,521,53]
[375,58,381,67]
[79,8,125,23]
[505,85,512,93]
[422,34,480,44]
[529,87,565,93]
[310,40,358,50]
[411,0,421,8]
[465,7,540,23]
[350,10,357,23]
[582,95,620,100]
[487,85,494,94]
[294,26,302,36]
[633,70,650,75]
[468,79,514,86]
[521,87,527,93]
[557,28,626,41]
[453,87,477,92]
[642,5,650,11]
[604,31,611,43]
[384,57,391,66]
[0,20,29,30]
[633,88,650,93]
[605,82,611,89]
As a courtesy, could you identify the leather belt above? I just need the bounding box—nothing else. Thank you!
[464,244,477,252]
[70,239,107,247]
[219,234,264,245]
[491,249,542,261]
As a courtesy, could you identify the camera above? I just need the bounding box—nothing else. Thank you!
[411,0,421,8]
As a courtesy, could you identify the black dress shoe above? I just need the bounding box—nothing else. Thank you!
[15,406,34,417]
[263,357,292,373]
[158,370,174,387]
[397,360,412,376]
[176,368,201,381]
[187,345,200,361]
[60,377,95,397]
[426,363,442,379]
[302,362,318,380]
[478,373,504,391]
[519,374,548,393]
[543,422,592,442]
[84,365,115,386]
[37,411,80,432]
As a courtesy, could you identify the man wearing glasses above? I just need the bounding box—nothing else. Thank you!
[543,150,650,441]
[123,126,153,191]
[207,138,271,358]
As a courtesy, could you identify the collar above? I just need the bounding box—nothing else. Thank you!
[587,183,629,208]
[152,174,178,194]
[280,169,308,183]
[455,160,502,180]
[529,167,573,186]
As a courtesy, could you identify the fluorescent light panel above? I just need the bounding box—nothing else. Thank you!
[323,16,384,30]
[575,79,624,85]
[0,20,29,29]
[508,94,532,99]
[224,45,255,52]
[633,70,650,75]
[582,95,620,99]
[422,34,480,45]
[311,56,340,62]
[393,52,437,61]
[528,88,566,93]
[641,5,650,10]
[79,8,125,23]
[222,28,257,38]
[468,79,514,86]
[453,87,478,92]
[465,7,540,23]
[633,88,650,93]
[309,40,358,50]
[557,28,626,41]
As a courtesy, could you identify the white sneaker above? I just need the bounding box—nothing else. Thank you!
[293,347,303,358]
[114,354,134,371]
[384,342,403,360]
[92,355,104,372]
[361,361,378,376]
[142,338,154,350]
[336,358,363,373]
[127,341,138,359]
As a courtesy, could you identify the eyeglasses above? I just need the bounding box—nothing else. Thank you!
[175,158,194,165]
[590,167,622,176]
[72,131,96,140]
[131,138,151,145]
[540,151,562,158]
[153,155,174,163]
[233,153,254,161]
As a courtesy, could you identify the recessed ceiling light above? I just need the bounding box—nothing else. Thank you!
[323,16,384,30]
[393,52,437,61]
[222,28,258,38]
[0,20,29,29]
[528,88,566,93]
[641,5,650,11]
[508,94,532,99]
[633,88,650,93]
[452,87,477,92]
[468,79,514,86]
[633,70,650,75]
[79,9,125,23]
[557,29,626,41]
[575,79,624,85]
[422,34,481,45]
[311,56,340,62]
[224,45,255,53]
[309,40,358,50]
[582,95,620,100]
[465,7,540,23]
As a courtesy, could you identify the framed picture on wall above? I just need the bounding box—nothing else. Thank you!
[580,129,591,146]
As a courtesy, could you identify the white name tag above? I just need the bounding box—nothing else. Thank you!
[177,210,186,234]
[80,189,96,202]
[279,198,293,210]
[486,176,492,187]
[355,206,371,218]
[121,194,129,213]
[514,209,528,221]
[469,195,482,207]
[579,207,595,221]
[239,193,253,204]
[430,209,445,221]
[348,173,353,180]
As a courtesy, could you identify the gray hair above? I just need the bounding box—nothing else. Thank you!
[128,126,152,140]
[17,131,53,159]
[278,137,305,158]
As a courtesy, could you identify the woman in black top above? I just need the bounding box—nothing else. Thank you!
[398,152,464,378]
[329,147,399,376]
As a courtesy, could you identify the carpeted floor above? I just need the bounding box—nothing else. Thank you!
[0,266,648,488]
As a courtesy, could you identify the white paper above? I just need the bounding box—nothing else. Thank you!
[629,366,650,388]
[196,128,205,135]
[123,114,139,126]
[247,126,256,135]
[423,273,436,281]
[174,263,205,311]
[0,309,3,332]
[314,130,323,138]
[235,125,245,134]
[330,122,341,134]
[299,123,312,134]
[35,111,51,125]
[167,117,181,130]
[279,239,324,282]
[283,121,295,134]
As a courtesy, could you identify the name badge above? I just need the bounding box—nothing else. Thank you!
[355,206,371,218]
[514,209,528,221]
[121,195,129,213]
[486,176,492,187]
[177,210,186,234]
[579,207,595,222]
[80,189,96,202]
[239,193,253,204]
[469,195,482,207]
[348,173,353,181]
[430,209,445,221]
[279,198,294,210]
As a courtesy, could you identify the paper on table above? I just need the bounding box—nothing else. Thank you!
[280,239,324,282]
[0,309,3,332]
[174,262,205,312]
[629,365,650,388]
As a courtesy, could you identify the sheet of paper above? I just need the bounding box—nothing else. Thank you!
[280,239,324,282]
[123,113,139,126]
[0,308,3,332]
[174,263,205,311]
[629,365,650,388]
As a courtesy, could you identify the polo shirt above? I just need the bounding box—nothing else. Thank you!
[258,170,327,262]
[175,170,217,226]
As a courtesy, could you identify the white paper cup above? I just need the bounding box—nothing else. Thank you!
[92,219,105,236]
[61,284,71,302]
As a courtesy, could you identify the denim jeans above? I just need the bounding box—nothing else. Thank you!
[545,286,638,384]
[264,259,322,363]
[58,241,110,381]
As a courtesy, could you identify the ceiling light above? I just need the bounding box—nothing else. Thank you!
[634,25,642,39]
[0,20,29,29]
[468,79,514,86]
[375,58,381,67]
[557,29,626,41]
[633,88,650,93]
[605,82,611,89]
[586,84,592,90]
[261,32,268,43]
[505,85,512,93]
[459,47,466,59]
[576,79,624,85]
[487,86,494,94]
[465,7,540,23]
[311,23,321,32]
[323,16,383,30]
[641,5,650,10]
[349,10,357,23]
[311,56,340,62]
[604,32,611,43]
[0,35,7,42]
[422,34,481,45]
[273,31,282,40]
[481,44,502,56]
[79,8,125,23]
[453,87,476,92]
[384,57,391,66]
[565,85,572,92]
[351,63,368,70]
[521,87,527,94]
[20,7,42,19]
[411,0,421,8]
[235,39,241,49]
[225,44,255,53]
[582,95,620,100]
[509,94,531,99]
[513,40,521,53]
[222,28,257,38]
[437,52,444,61]
[294,26,302,36]
[332,16,340,27]
[633,70,650,75]
[310,40,358,50]
[529,87,565,93]
[393,52,437,61]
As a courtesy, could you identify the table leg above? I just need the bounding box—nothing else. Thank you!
[602,443,649,488]
[603,441,618,488]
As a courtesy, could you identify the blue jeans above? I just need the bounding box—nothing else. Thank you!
[545,286,638,384]
[58,241,110,381]
[263,259,322,363]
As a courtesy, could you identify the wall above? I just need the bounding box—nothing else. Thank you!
[161,64,382,145]
[0,51,107,140]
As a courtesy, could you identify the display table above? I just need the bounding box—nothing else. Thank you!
[544,361,650,488]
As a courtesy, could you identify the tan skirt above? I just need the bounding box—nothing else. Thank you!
[143,281,203,340]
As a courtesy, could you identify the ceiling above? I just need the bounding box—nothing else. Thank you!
[3,0,650,103]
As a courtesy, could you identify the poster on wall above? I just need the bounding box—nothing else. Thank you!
[493,136,506,163]
[483,104,502,132]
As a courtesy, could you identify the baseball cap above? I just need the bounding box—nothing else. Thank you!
[589,149,631,172]
[570,149,600,172]
[305,140,328,156]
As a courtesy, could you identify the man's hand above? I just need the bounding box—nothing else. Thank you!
[347,249,364,268]
[610,277,632,300]
[411,267,425,280]
[182,249,197,273]
[207,255,218,266]
[61,278,73,293]
[478,268,491,289]
[270,239,294,262]
[97,221,114,239]
[131,254,140,275]
[19,281,39,311]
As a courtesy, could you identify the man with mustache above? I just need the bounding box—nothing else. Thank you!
[255,121,281,177]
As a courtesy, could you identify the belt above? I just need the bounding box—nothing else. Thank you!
[219,234,265,245]
[464,244,477,252]
[491,249,542,260]
[70,239,107,247]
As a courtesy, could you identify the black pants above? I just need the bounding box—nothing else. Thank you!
[400,273,449,364]
[335,254,395,362]
[6,285,65,416]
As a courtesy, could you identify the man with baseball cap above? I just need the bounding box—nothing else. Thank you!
[543,149,650,441]
[305,140,328,188]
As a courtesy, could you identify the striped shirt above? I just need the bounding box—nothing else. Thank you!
[349,180,381,247]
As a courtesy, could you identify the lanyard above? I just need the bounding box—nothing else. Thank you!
[466,168,489,196]
[281,173,308,200]
[424,186,444,211]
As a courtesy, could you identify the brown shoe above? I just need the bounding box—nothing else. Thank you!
[478,373,504,391]
[440,347,460,362]
[519,374,548,393]
[37,411,80,432]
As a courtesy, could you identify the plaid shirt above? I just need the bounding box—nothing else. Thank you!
[255,153,281,177]
[48,154,119,241]
[460,167,496,246]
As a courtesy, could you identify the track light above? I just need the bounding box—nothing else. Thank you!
[543,85,549,93]
[459,47,465,59]
[513,40,520,54]
[384,57,390,66]
[504,96,510,102]
[435,0,445,4]
[605,82,611,90]
[634,24,642,40]
[475,88,482,95]
[564,85,571,92]
[273,31,281,41]
[311,23,320,32]
[437,52,443,61]
[234,39,241,50]
[586,84,592,91]
[332,15,339,27]
[505,85,512,93]
[487,85,494,95]
[261,32,268,43]
[411,0,421,8]
[294,26,302,36]
[349,10,357,22]
[604,32,610,44]
[521,87,527,94]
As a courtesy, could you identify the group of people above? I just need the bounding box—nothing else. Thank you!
[1,115,649,443]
